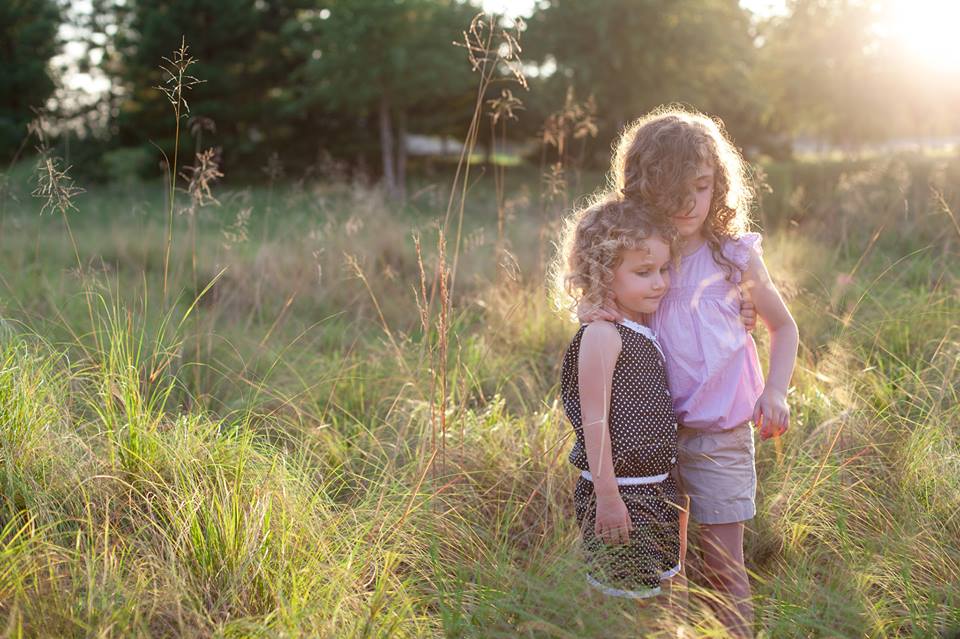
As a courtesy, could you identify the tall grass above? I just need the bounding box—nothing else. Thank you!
[0,15,959,639]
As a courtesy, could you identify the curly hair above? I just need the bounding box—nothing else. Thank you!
[551,193,676,318]
[607,104,755,281]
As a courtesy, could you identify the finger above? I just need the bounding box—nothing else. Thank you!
[777,415,788,436]
[614,525,628,545]
[607,526,619,545]
[609,527,622,545]
[598,526,610,544]
[759,417,772,440]
[767,411,779,432]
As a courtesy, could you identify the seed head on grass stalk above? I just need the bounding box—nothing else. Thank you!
[487,88,524,262]
[156,36,204,304]
[178,146,224,402]
[442,13,528,300]
[28,114,98,355]
[32,153,84,220]
[180,147,224,217]
[409,13,530,483]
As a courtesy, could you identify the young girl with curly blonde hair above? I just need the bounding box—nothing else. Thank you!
[583,106,799,638]
[556,195,689,617]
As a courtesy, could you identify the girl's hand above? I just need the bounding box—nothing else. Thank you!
[739,298,756,332]
[577,299,622,324]
[753,388,789,440]
[595,493,633,544]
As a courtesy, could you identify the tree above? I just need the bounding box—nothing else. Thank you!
[524,0,768,160]
[755,0,893,149]
[0,0,62,162]
[284,0,480,199]
[96,0,316,175]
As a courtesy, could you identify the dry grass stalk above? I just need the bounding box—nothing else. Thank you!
[436,231,450,477]
[412,232,429,335]
[156,36,204,303]
[443,13,528,299]
[180,147,224,216]
[178,146,223,401]
[222,207,252,250]
[28,113,95,355]
[487,88,524,265]
[32,155,84,218]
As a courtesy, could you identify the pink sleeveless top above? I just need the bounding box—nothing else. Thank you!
[651,233,765,432]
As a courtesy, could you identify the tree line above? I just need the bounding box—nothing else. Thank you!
[3,0,959,184]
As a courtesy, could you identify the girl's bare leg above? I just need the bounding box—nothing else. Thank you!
[678,495,689,573]
[700,521,753,638]
[658,570,689,637]
[655,496,690,635]
[672,495,690,619]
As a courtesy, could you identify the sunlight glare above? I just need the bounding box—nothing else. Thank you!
[886,0,960,72]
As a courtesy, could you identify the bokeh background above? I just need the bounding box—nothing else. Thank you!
[0,1,958,637]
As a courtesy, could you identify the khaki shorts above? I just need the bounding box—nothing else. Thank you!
[675,423,756,525]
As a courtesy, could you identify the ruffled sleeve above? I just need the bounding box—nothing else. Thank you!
[721,232,762,283]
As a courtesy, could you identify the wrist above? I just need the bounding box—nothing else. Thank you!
[763,385,787,398]
[594,483,620,500]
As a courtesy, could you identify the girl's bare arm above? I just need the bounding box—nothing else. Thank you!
[577,296,757,330]
[578,322,632,544]
[742,247,799,437]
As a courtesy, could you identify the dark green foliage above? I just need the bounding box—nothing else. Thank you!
[88,0,484,183]
[283,0,481,189]
[102,0,317,175]
[0,0,61,162]
[524,0,769,161]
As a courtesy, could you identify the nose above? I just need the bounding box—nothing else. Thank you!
[652,272,665,290]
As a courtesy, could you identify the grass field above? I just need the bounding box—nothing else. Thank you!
[0,148,958,637]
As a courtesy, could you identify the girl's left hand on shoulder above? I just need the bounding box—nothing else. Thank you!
[753,388,789,440]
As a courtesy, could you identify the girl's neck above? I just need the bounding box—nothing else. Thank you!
[615,303,648,326]
[679,232,707,257]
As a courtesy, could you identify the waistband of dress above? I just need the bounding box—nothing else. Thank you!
[580,469,669,485]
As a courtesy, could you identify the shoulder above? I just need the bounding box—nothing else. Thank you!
[579,321,622,357]
[720,231,763,271]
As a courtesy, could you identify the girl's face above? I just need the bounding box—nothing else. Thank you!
[609,234,671,321]
[673,161,714,240]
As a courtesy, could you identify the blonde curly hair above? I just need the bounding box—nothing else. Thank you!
[551,194,676,318]
[607,104,755,281]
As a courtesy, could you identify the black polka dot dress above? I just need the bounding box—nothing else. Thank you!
[560,320,682,598]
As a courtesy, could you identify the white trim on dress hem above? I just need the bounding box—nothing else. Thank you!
[580,469,669,485]
[585,562,682,599]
